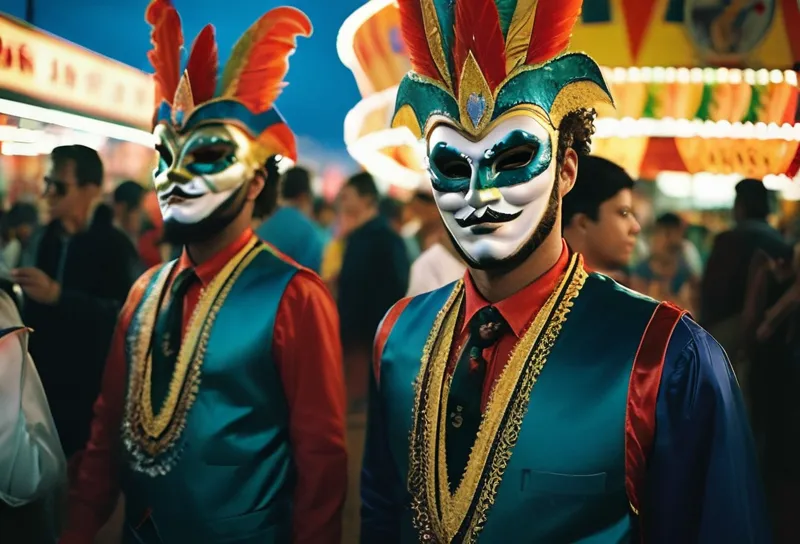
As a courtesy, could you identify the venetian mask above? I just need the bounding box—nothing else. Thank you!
[391,0,614,268]
[145,1,311,242]
[153,123,261,228]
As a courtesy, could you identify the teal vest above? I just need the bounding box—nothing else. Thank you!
[121,244,298,544]
[379,272,658,543]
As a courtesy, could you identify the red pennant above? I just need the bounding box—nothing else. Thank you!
[620,0,658,62]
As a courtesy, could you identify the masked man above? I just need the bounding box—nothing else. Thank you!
[361,0,770,542]
[61,2,347,543]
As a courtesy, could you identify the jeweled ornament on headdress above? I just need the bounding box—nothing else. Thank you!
[391,0,614,140]
[146,0,311,164]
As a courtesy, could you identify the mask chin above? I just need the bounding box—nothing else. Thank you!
[451,179,560,273]
[162,184,248,246]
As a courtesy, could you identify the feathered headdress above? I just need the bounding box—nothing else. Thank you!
[145,0,312,162]
[392,0,613,139]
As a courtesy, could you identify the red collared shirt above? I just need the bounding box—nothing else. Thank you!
[375,241,570,411]
[62,228,347,544]
[457,242,570,410]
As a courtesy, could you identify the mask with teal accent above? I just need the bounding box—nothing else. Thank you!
[392,0,614,268]
[145,0,311,240]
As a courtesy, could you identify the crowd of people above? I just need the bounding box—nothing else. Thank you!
[0,0,796,542]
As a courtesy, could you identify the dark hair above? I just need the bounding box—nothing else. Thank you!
[113,180,145,212]
[253,156,281,219]
[313,198,333,217]
[556,108,596,168]
[735,178,770,220]
[6,202,38,228]
[562,155,634,227]
[51,145,103,187]
[345,172,379,203]
[379,197,405,223]
[655,212,683,230]
[281,166,312,200]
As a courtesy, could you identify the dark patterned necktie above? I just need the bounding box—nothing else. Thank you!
[151,268,196,412]
[445,306,507,492]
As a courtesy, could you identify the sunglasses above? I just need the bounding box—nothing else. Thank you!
[43,177,71,197]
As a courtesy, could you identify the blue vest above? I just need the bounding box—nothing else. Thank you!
[379,271,658,542]
[121,244,298,544]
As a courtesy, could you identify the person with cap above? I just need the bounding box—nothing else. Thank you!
[61,3,346,543]
[361,0,769,541]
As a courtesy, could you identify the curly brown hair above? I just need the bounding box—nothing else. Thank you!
[556,108,596,167]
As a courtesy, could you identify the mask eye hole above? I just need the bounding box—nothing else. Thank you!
[155,144,173,175]
[436,158,471,179]
[493,143,538,173]
[185,143,236,175]
[189,144,234,164]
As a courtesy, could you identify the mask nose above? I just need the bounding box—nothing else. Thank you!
[166,168,193,185]
[465,186,502,209]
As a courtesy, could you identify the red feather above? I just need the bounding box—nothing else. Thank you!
[397,0,443,82]
[453,0,507,93]
[230,7,312,113]
[145,0,183,106]
[186,25,218,104]
[525,0,582,65]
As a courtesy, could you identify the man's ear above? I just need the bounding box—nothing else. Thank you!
[559,148,578,198]
[247,171,266,201]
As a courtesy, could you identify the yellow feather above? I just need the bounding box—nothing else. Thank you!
[504,0,538,74]
[220,24,260,96]
[421,0,452,91]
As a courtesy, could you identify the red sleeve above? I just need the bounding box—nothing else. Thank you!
[60,269,158,544]
[273,270,348,544]
[372,297,412,386]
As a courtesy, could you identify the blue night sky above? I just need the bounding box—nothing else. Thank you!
[2,0,366,166]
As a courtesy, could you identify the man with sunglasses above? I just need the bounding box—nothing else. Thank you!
[13,144,137,463]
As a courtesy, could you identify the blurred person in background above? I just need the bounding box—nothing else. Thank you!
[313,198,336,241]
[257,166,325,273]
[379,197,406,234]
[14,145,136,461]
[403,185,443,262]
[740,242,800,544]
[2,202,39,269]
[702,178,790,357]
[406,181,465,296]
[0,278,66,544]
[337,172,409,412]
[562,155,640,284]
[112,181,145,245]
[631,213,697,313]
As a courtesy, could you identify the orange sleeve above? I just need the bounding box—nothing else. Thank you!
[273,271,347,544]
[60,268,158,544]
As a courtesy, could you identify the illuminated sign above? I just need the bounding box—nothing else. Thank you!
[0,15,154,130]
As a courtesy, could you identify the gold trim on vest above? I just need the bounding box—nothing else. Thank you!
[122,237,263,476]
[409,253,587,542]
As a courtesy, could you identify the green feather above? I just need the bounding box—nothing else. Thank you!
[495,0,519,38]
[432,0,455,82]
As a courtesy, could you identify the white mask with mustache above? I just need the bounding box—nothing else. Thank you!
[428,115,557,268]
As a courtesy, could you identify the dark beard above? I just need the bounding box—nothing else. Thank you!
[448,178,560,273]
[162,185,247,246]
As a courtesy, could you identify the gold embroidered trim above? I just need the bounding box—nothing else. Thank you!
[409,254,587,542]
[123,237,262,474]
